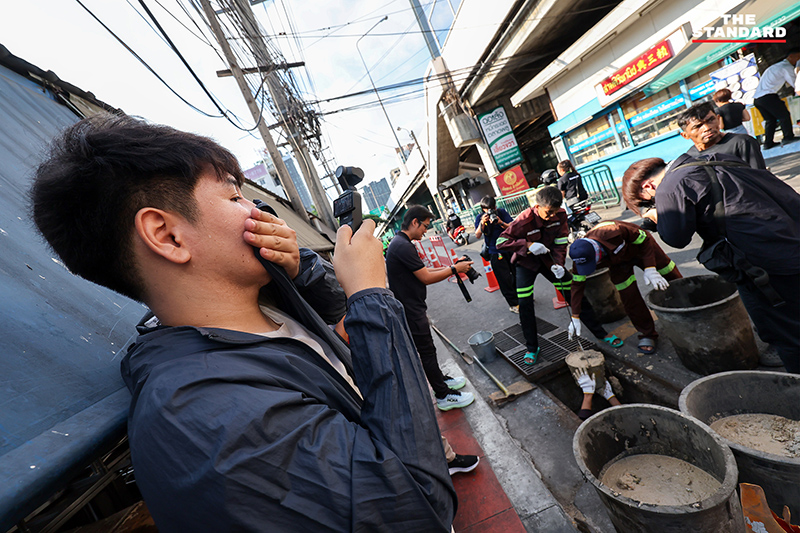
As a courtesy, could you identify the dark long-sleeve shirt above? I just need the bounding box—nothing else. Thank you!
[686,133,765,170]
[656,153,800,276]
[121,287,456,532]
[495,206,569,271]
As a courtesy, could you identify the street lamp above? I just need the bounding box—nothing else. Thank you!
[356,17,409,170]
[397,126,427,167]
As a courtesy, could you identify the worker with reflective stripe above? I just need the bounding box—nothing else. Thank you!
[497,187,614,364]
[568,220,682,354]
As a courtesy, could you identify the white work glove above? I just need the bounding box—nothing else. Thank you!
[568,317,582,339]
[528,242,549,255]
[601,381,616,400]
[575,368,595,394]
[643,267,669,290]
[550,264,565,279]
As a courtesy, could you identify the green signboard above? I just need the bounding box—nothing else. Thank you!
[477,106,524,170]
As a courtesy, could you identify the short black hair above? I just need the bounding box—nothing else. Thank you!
[535,186,562,208]
[401,205,435,229]
[480,195,496,210]
[31,113,244,302]
[677,102,717,130]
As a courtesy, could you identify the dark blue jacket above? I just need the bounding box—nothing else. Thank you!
[657,153,800,275]
[121,281,456,530]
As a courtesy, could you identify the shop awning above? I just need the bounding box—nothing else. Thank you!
[643,0,800,96]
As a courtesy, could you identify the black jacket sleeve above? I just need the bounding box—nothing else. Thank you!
[293,247,347,324]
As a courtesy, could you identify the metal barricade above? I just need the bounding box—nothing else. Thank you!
[497,191,533,217]
[578,164,620,208]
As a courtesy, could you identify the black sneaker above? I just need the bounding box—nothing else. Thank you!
[448,454,479,475]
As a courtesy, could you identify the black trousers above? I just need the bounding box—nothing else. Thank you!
[737,273,800,374]
[515,265,607,352]
[491,253,518,307]
[754,94,795,146]
[409,318,452,398]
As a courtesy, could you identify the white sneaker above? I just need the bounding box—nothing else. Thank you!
[443,375,466,390]
[436,391,474,411]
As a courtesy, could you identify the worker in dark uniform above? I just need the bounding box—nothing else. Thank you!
[568,220,682,354]
[621,154,800,372]
[497,187,621,364]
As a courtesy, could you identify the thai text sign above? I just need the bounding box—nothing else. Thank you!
[494,165,528,196]
[600,40,673,96]
[628,94,687,127]
[478,106,524,170]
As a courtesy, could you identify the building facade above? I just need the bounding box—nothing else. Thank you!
[512,0,800,182]
[361,178,392,213]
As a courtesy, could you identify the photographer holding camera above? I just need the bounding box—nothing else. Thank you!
[31,115,457,531]
[474,195,518,313]
[386,205,476,412]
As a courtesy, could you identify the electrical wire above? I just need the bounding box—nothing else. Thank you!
[74,0,224,118]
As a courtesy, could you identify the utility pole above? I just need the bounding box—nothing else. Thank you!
[231,0,338,230]
[198,0,309,222]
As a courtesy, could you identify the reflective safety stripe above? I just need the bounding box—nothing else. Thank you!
[496,237,508,246]
[517,285,534,298]
[615,275,637,291]
[632,230,647,245]
[553,281,572,290]
[594,221,616,230]
[554,237,569,245]
[572,274,586,282]
[658,260,676,275]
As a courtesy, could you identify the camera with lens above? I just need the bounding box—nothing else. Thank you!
[333,166,364,232]
[488,209,499,224]
[455,255,481,284]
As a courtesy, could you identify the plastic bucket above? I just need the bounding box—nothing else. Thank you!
[645,275,758,375]
[679,371,800,513]
[583,267,626,323]
[468,331,496,363]
[573,404,743,532]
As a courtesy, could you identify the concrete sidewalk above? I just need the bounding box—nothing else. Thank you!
[426,150,799,532]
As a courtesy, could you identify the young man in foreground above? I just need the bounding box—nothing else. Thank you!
[31,114,456,531]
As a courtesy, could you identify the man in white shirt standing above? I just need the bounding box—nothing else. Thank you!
[753,48,800,149]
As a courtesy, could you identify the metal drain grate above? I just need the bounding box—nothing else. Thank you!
[503,337,568,380]
[536,317,558,335]
[547,331,596,353]
[492,321,599,382]
[493,330,520,357]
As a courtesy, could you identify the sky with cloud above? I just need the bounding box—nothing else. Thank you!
[1,0,440,194]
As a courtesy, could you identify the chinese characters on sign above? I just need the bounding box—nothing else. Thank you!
[477,106,524,170]
[494,165,528,195]
[600,40,673,96]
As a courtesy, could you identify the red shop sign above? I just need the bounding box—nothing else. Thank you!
[600,40,673,96]
[495,165,529,195]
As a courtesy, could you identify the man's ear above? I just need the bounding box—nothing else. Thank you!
[679,130,689,140]
[134,207,192,264]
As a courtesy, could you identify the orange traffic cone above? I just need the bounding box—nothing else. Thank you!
[553,289,568,309]
[482,257,500,293]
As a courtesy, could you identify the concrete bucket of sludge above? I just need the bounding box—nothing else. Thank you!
[679,371,800,514]
[645,275,758,375]
[573,404,743,532]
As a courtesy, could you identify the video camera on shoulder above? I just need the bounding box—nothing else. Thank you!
[333,166,364,233]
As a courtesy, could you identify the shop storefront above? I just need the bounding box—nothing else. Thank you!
[511,0,800,184]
